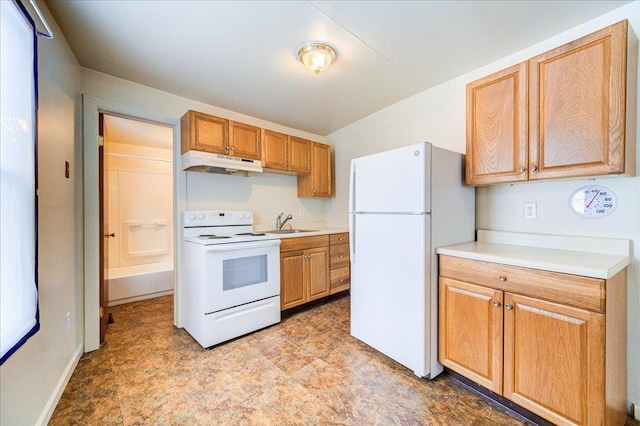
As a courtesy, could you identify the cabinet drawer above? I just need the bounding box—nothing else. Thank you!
[330,267,350,293]
[330,233,349,245]
[439,256,605,313]
[330,244,350,269]
[280,235,329,253]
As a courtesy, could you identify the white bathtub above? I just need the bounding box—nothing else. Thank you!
[107,261,174,306]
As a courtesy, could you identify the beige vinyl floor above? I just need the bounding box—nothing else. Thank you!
[49,293,536,425]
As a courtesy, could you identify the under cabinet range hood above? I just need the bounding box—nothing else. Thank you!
[182,150,263,175]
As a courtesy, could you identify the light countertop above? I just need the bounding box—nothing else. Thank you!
[435,230,630,279]
[262,228,348,239]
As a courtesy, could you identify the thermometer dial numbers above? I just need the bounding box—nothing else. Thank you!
[569,185,617,218]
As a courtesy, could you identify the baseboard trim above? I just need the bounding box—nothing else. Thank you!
[36,344,83,426]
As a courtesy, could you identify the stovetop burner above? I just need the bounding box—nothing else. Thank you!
[235,232,266,237]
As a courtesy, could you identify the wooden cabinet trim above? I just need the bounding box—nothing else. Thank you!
[439,256,605,312]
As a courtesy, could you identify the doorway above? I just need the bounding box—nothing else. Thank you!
[83,95,184,351]
[100,114,175,341]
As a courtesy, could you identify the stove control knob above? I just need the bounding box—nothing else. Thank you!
[188,214,196,221]
[198,214,205,220]
[245,214,251,220]
[238,213,246,219]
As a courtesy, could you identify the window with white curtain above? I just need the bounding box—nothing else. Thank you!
[0,0,39,365]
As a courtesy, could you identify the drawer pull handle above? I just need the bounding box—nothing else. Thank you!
[499,275,507,282]
[505,304,513,310]
[493,301,501,307]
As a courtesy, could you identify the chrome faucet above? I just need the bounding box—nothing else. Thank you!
[276,212,293,230]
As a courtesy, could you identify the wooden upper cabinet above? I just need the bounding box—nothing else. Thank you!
[229,121,261,160]
[298,142,332,198]
[262,131,311,174]
[262,129,288,170]
[466,20,632,186]
[529,20,628,180]
[466,62,528,186]
[181,110,228,154]
[288,137,311,174]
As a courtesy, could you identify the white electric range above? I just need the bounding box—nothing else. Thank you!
[182,210,281,348]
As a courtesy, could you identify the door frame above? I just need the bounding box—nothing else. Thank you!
[83,95,184,351]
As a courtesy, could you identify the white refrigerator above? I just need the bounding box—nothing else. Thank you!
[349,142,475,378]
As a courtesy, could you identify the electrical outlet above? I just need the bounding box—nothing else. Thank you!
[65,312,71,331]
[524,202,537,219]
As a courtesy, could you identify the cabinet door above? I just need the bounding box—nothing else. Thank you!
[262,130,288,170]
[181,111,228,154]
[306,247,330,301]
[466,62,528,186]
[288,137,311,174]
[439,277,504,393]
[503,293,605,426]
[281,251,306,310]
[229,121,261,160]
[297,142,332,198]
[529,21,627,180]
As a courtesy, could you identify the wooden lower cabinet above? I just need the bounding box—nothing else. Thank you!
[280,236,330,310]
[280,233,349,310]
[438,255,626,426]
[439,278,503,393]
[503,293,605,425]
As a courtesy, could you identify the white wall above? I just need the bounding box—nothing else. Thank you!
[326,1,640,413]
[0,2,84,425]
[81,68,329,230]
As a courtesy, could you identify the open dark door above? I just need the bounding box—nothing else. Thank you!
[98,113,110,343]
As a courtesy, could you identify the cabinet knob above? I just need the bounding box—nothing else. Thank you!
[499,275,507,282]
[340,279,344,283]
[518,167,525,173]
[339,237,343,241]
[339,255,343,258]
[530,165,537,172]
[493,301,501,307]
[505,304,513,310]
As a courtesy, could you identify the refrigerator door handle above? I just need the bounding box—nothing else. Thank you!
[349,214,356,263]
[349,162,356,213]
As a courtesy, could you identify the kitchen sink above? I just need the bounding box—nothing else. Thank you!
[265,229,318,234]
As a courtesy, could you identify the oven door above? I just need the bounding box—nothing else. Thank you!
[202,239,280,313]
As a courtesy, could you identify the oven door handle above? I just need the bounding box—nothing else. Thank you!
[203,240,281,253]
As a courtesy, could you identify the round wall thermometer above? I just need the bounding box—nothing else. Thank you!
[569,185,618,218]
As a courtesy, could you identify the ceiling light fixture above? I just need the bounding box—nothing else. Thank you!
[297,42,336,75]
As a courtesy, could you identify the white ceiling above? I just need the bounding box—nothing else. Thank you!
[45,0,631,136]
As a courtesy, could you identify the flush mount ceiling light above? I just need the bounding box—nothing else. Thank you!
[297,42,336,75]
